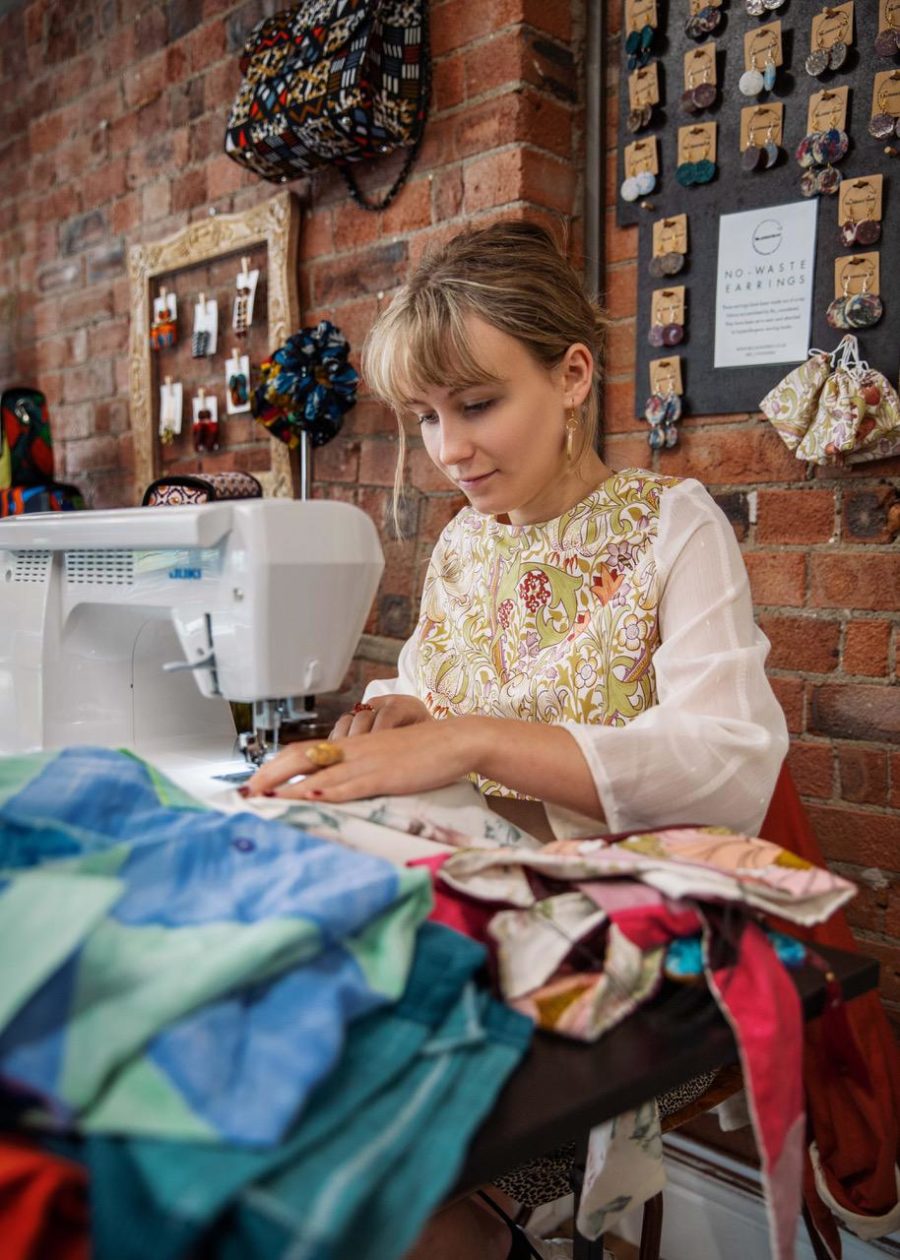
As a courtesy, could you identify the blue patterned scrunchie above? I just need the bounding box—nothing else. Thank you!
[252,320,358,448]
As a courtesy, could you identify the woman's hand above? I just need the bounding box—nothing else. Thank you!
[243,719,480,804]
[329,694,434,739]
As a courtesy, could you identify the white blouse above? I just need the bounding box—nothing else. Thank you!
[364,476,788,838]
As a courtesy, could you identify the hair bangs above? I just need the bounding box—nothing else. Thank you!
[362,288,501,413]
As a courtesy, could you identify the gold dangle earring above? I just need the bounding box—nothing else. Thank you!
[565,407,579,460]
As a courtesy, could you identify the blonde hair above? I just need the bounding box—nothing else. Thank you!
[361,221,608,529]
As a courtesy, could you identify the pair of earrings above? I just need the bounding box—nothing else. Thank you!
[743,129,782,171]
[795,128,848,197]
[745,0,783,13]
[643,390,682,449]
[625,25,655,71]
[627,103,655,133]
[681,70,717,113]
[839,219,881,248]
[875,29,900,59]
[684,6,720,40]
[739,54,777,96]
[826,280,883,331]
[648,250,685,277]
[805,41,848,77]
[868,113,900,141]
[621,170,656,201]
[676,156,716,186]
[150,314,177,351]
[647,313,685,348]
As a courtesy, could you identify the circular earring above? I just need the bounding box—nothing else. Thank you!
[845,276,884,330]
[739,55,765,97]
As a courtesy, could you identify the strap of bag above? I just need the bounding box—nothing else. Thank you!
[339,2,432,213]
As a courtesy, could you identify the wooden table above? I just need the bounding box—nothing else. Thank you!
[457,944,879,1193]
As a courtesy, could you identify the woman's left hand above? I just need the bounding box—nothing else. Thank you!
[242,719,480,804]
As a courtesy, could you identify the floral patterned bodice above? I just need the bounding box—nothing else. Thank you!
[414,469,681,794]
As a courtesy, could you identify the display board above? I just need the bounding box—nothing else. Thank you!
[616,0,899,417]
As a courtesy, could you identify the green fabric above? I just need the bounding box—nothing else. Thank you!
[0,871,122,1028]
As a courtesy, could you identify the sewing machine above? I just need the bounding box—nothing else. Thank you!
[0,500,383,800]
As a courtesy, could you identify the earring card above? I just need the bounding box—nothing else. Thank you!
[678,122,716,165]
[628,63,660,109]
[838,176,884,224]
[689,0,721,14]
[872,69,900,120]
[743,21,783,71]
[811,2,854,51]
[652,214,688,257]
[806,87,849,135]
[683,44,716,90]
[651,287,686,324]
[225,353,252,416]
[649,356,683,395]
[626,0,658,32]
[834,252,880,299]
[740,103,784,151]
[625,137,659,178]
[880,0,900,31]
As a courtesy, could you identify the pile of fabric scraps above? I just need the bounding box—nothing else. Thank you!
[412,825,856,1260]
[0,747,532,1260]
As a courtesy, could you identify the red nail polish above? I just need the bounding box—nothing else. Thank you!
[263,790,276,798]
[237,785,250,797]
[309,789,323,798]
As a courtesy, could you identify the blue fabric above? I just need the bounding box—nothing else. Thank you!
[85,923,533,1260]
[0,747,431,1146]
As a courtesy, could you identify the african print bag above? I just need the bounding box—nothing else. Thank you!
[224,1,430,211]
[0,387,54,486]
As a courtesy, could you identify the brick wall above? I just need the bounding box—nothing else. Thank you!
[0,0,896,1022]
[602,0,899,1025]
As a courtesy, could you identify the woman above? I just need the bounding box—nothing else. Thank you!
[245,220,788,1258]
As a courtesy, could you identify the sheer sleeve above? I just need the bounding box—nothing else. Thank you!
[362,634,420,702]
[564,479,788,836]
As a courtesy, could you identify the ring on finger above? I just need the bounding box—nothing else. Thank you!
[305,741,345,768]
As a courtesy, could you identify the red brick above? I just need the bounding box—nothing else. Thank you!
[350,400,399,437]
[603,432,649,470]
[838,746,889,806]
[206,153,247,201]
[604,262,637,320]
[891,751,900,810]
[810,554,900,612]
[756,489,836,545]
[431,166,465,222]
[63,434,119,476]
[858,939,900,1009]
[463,148,524,214]
[171,168,208,214]
[408,445,456,493]
[420,492,467,543]
[602,375,638,434]
[658,427,800,486]
[359,438,401,487]
[769,676,805,734]
[787,741,833,799]
[811,684,899,744]
[333,200,381,253]
[886,882,900,937]
[759,615,840,674]
[432,52,466,112]
[123,50,167,110]
[842,486,899,544]
[298,209,334,264]
[744,551,806,608]
[605,209,638,265]
[315,439,361,484]
[806,804,900,868]
[843,620,891,677]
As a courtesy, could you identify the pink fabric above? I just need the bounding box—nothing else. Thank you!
[705,915,805,1260]
[407,854,495,944]
[578,880,701,950]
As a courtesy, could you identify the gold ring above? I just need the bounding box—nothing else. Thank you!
[305,741,344,769]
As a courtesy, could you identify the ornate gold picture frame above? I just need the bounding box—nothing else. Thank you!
[128,191,301,500]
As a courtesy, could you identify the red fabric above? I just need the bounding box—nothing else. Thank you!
[0,1139,89,1260]
[407,854,495,944]
[760,765,900,1254]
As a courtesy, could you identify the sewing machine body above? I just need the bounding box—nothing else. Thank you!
[0,501,384,791]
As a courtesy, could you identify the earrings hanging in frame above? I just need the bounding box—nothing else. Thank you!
[192,292,218,358]
[805,3,853,77]
[826,254,884,331]
[158,377,182,447]
[150,287,177,351]
[648,213,689,278]
[232,255,259,339]
[838,176,884,248]
[192,388,220,453]
[225,349,251,416]
[681,45,718,114]
[648,287,686,349]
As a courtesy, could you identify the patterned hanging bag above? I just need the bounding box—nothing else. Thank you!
[224,0,430,211]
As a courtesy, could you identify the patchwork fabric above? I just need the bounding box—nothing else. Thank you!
[0,388,54,486]
[0,747,432,1146]
[225,0,428,184]
[0,483,85,517]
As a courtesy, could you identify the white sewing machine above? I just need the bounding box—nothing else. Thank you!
[0,500,383,802]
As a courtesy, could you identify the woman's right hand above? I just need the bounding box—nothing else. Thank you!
[330,694,435,739]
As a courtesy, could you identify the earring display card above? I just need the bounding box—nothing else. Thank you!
[225,353,251,415]
[630,63,661,108]
[740,102,784,150]
[625,136,660,177]
[159,381,183,439]
[838,175,884,223]
[678,122,717,164]
[649,355,684,394]
[834,251,881,297]
[193,297,219,356]
[626,0,659,34]
[744,21,784,70]
[809,2,854,54]
[651,286,686,323]
[617,0,900,416]
[653,214,689,256]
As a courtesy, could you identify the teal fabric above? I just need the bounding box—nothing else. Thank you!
[86,922,533,1260]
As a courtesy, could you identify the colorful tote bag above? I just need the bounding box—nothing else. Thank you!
[224,0,430,209]
[0,388,54,486]
[141,472,263,506]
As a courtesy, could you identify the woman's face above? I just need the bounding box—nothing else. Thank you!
[407,317,595,525]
